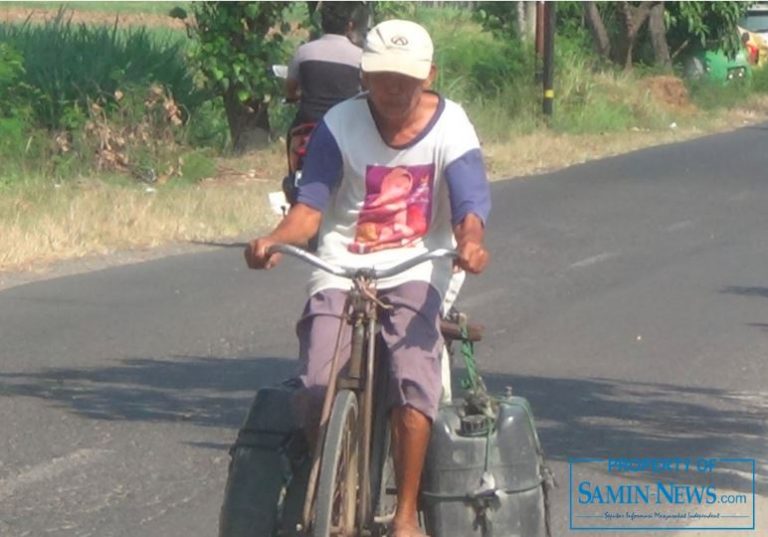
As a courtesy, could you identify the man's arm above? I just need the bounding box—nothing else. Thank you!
[244,203,322,269]
[245,119,342,270]
[444,144,491,274]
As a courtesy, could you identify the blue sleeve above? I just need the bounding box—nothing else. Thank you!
[296,120,343,212]
[444,148,491,227]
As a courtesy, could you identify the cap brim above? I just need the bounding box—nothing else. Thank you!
[361,53,431,80]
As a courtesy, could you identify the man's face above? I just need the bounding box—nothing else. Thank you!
[363,70,432,122]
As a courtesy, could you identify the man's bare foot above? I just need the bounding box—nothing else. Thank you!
[391,520,428,537]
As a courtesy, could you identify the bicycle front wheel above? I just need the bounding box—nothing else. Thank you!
[313,390,360,537]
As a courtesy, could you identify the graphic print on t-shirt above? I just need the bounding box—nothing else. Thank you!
[349,164,435,254]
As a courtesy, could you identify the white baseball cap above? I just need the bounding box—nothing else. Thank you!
[361,20,434,80]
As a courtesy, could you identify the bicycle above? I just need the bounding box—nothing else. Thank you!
[268,244,459,537]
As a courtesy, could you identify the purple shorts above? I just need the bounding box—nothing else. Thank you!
[296,281,443,422]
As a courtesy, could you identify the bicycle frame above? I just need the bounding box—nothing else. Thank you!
[266,244,456,537]
[347,275,379,530]
[300,271,382,535]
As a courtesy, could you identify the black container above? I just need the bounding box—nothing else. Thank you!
[421,395,550,537]
[218,380,307,537]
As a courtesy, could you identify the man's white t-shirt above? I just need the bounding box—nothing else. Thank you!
[297,92,490,299]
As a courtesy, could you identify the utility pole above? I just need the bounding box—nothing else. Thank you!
[534,0,545,83]
[542,1,556,119]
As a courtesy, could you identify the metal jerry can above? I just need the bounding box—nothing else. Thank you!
[421,394,553,537]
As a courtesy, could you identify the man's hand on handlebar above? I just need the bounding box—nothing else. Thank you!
[244,204,323,270]
[244,237,283,270]
[456,238,489,274]
[454,213,489,275]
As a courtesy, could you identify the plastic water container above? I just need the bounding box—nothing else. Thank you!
[421,395,551,537]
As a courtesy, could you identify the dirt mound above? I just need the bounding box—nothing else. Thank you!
[643,75,694,112]
[0,6,186,30]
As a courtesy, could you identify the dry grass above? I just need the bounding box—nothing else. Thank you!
[485,104,768,180]
[486,124,713,179]
[739,92,768,116]
[0,150,285,273]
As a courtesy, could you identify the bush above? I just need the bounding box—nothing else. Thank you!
[185,98,230,150]
[750,65,768,94]
[438,34,530,97]
[0,42,26,114]
[0,10,231,185]
[0,10,206,130]
[687,77,751,110]
[179,149,218,183]
[0,42,37,178]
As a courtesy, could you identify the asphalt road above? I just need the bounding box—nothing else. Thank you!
[1,122,767,537]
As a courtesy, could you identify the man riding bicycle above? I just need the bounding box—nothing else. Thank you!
[246,19,491,537]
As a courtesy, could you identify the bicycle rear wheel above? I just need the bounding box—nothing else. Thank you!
[312,390,359,537]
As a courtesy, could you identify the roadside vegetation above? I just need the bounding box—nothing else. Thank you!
[1,1,767,272]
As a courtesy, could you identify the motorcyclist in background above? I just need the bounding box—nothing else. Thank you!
[282,2,365,207]
[285,1,364,130]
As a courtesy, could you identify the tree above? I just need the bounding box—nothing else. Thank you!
[582,1,750,70]
[649,1,671,69]
[474,2,522,40]
[187,2,290,153]
[665,1,751,60]
[475,1,591,46]
[614,1,657,69]
[582,1,658,69]
[584,1,611,59]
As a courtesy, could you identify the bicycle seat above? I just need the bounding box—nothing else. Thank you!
[440,318,484,342]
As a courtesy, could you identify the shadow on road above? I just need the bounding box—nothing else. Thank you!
[721,285,768,298]
[478,371,766,495]
[0,355,300,429]
[0,357,763,493]
[188,240,249,249]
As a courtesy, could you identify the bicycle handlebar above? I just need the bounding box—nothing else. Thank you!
[267,244,457,280]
